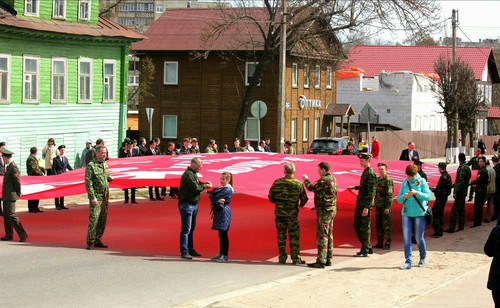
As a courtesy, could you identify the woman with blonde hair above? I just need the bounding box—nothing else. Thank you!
[396,163,431,270]
[210,172,234,263]
[42,138,59,175]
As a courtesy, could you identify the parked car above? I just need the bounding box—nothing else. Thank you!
[307,137,349,155]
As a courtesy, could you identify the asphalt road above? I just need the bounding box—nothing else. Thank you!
[1,241,311,307]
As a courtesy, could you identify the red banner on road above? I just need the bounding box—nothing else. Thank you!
[1,153,456,206]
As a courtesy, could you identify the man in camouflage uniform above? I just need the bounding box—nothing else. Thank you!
[85,145,113,250]
[26,147,45,213]
[190,138,200,154]
[1,148,28,242]
[467,149,482,202]
[269,162,308,265]
[284,141,296,155]
[230,138,245,153]
[179,138,192,154]
[445,153,471,233]
[429,162,452,237]
[470,156,488,227]
[205,139,218,153]
[348,153,377,257]
[342,142,357,155]
[373,163,394,250]
[303,161,337,268]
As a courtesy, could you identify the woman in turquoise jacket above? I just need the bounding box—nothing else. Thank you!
[397,163,432,270]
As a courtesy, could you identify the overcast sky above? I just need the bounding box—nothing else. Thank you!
[437,1,500,42]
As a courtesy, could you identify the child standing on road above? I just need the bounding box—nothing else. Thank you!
[210,172,233,263]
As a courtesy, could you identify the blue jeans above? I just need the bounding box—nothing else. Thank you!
[178,202,198,255]
[402,216,426,265]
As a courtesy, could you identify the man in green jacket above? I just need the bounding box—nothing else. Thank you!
[26,146,45,213]
[373,163,394,250]
[178,157,212,259]
[1,148,28,242]
[348,153,377,257]
[470,156,489,227]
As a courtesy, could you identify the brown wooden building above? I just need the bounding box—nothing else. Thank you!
[132,8,344,153]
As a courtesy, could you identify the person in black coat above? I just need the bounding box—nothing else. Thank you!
[119,141,137,204]
[485,222,500,307]
[145,140,161,201]
[52,145,73,210]
[399,141,420,161]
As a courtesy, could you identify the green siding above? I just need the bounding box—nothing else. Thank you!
[1,37,122,104]
[14,0,99,24]
[0,104,121,175]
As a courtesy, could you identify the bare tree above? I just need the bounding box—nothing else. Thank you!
[404,29,439,46]
[99,0,126,17]
[434,56,485,149]
[128,56,155,110]
[202,0,441,140]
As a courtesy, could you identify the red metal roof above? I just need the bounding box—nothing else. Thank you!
[0,15,143,40]
[340,45,492,80]
[133,8,274,51]
[488,107,500,119]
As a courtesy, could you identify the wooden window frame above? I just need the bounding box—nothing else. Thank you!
[291,118,297,142]
[163,61,178,85]
[327,67,332,89]
[303,117,309,141]
[292,63,298,88]
[25,0,39,17]
[78,0,91,21]
[52,0,66,19]
[22,55,40,104]
[315,65,320,89]
[162,115,178,138]
[304,64,309,88]
[78,57,93,104]
[102,59,116,103]
[245,117,259,141]
[0,53,11,104]
[51,57,68,104]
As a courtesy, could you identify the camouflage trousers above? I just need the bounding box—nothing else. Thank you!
[375,207,392,245]
[354,206,372,254]
[432,197,447,235]
[448,194,466,231]
[86,199,109,245]
[316,206,336,264]
[275,215,301,263]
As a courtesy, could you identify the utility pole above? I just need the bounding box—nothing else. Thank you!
[451,9,459,163]
[276,0,287,153]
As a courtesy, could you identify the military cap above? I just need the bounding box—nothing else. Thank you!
[438,162,447,170]
[358,152,372,160]
[209,139,216,144]
[58,145,66,150]
[191,138,198,142]
[492,156,499,163]
[183,138,190,142]
[0,148,14,155]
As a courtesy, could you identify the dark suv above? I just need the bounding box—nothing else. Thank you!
[307,137,349,155]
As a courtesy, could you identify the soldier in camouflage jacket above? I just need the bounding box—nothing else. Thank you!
[26,147,44,213]
[348,153,377,257]
[269,162,308,265]
[85,146,113,250]
[373,163,394,250]
[303,161,337,268]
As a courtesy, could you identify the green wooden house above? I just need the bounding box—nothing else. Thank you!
[0,0,142,174]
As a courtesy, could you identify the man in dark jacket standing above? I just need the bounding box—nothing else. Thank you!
[178,157,212,259]
[470,156,489,228]
[429,162,452,237]
[1,148,28,242]
[52,145,73,210]
[26,147,45,213]
[446,153,471,233]
[484,221,500,306]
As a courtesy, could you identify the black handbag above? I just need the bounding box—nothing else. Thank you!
[407,181,433,225]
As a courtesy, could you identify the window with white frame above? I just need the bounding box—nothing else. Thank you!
[327,67,332,89]
[303,118,309,141]
[78,58,93,103]
[51,57,67,103]
[245,62,260,86]
[245,118,259,141]
[156,5,163,13]
[292,63,298,88]
[162,115,177,138]
[164,61,178,85]
[315,65,320,88]
[103,60,116,102]
[0,54,10,103]
[314,117,320,139]
[25,0,39,16]
[304,64,309,88]
[52,0,66,19]
[128,75,139,86]
[78,0,91,21]
[23,55,39,103]
[291,118,297,141]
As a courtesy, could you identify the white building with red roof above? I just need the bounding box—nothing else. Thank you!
[337,45,499,134]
